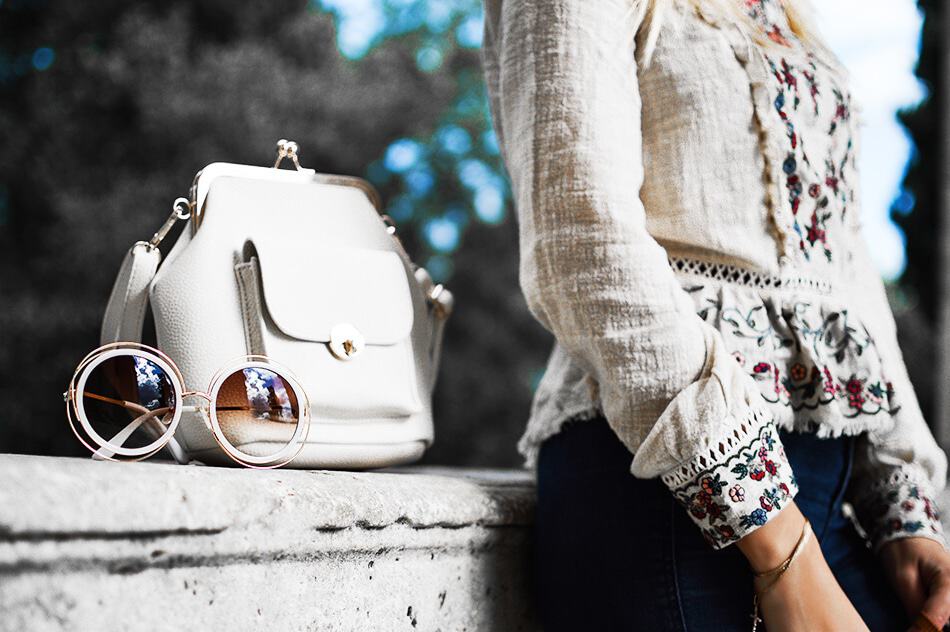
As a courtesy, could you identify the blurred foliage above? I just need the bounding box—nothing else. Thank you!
[0,0,553,465]
[889,0,943,426]
[892,0,942,324]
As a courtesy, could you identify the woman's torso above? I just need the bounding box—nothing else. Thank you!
[515,0,908,465]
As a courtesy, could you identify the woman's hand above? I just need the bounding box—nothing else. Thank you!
[880,537,950,631]
[737,501,868,631]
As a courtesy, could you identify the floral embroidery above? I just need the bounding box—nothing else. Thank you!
[744,0,792,47]
[770,65,835,262]
[802,64,819,115]
[745,0,855,263]
[669,421,797,548]
[851,469,944,549]
[743,359,896,417]
[828,87,851,135]
[659,0,943,556]
[685,284,901,419]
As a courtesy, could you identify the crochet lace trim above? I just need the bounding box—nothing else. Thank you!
[850,464,945,551]
[854,465,935,498]
[668,254,833,295]
[661,406,797,548]
[660,402,773,490]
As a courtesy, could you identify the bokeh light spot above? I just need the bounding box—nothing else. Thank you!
[385,139,423,173]
[387,194,415,223]
[405,166,435,197]
[456,15,483,48]
[892,189,916,215]
[482,129,500,155]
[424,216,461,252]
[457,158,493,189]
[474,185,505,224]
[416,46,443,72]
[31,47,54,72]
[436,125,472,155]
[425,254,454,282]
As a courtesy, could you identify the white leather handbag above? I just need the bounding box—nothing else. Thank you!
[99,140,454,468]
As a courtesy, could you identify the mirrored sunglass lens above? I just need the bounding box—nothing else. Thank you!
[215,367,301,460]
[78,354,177,456]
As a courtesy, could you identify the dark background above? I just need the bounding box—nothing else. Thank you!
[0,0,943,466]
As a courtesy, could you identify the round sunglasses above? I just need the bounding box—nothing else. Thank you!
[64,342,311,469]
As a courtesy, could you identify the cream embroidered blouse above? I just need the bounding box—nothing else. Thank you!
[480,0,948,550]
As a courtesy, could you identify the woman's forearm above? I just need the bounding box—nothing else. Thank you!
[737,500,869,631]
[737,500,808,572]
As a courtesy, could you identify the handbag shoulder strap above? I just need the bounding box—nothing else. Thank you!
[101,196,191,345]
[100,241,161,346]
[98,242,190,464]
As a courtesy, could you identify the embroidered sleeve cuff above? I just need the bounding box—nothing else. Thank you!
[851,467,946,553]
[661,405,798,549]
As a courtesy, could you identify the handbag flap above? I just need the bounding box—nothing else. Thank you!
[253,239,415,346]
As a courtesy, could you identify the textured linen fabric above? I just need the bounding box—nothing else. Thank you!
[480,0,947,551]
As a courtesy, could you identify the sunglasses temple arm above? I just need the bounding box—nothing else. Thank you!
[164,435,189,464]
[90,403,193,464]
[87,402,268,464]
[92,407,188,463]
[92,410,163,461]
[163,405,205,465]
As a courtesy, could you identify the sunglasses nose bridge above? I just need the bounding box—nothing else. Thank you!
[181,391,215,432]
[182,390,212,402]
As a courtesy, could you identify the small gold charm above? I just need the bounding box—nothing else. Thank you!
[750,596,761,632]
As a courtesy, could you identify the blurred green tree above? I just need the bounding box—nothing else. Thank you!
[0,0,552,465]
[889,0,944,427]
[892,0,942,323]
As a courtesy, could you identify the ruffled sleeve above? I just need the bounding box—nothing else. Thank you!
[480,0,797,549]
[842,213,948,552]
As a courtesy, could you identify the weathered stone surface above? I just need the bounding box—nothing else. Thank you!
[0,455,538,632]
[5,454,949,631]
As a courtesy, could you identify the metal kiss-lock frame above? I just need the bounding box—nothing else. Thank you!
[64,342,312,469]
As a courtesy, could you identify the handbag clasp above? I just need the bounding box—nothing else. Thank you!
[273,139,304,171]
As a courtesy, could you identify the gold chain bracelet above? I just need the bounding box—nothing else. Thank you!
[750,518,813,632]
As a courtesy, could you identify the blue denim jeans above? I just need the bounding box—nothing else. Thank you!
[534,415,908,631]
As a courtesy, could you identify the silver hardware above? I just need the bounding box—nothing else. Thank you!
[417,268,453,320]
[147,198,193,250]
[274,139,304,171]
[427,283,452,320]
[328,323,365,361]
[380,214,397,235]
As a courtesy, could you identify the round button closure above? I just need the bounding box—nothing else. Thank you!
[328,323,365,361]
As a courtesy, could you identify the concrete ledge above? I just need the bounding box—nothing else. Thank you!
[8,454,944,631]
[0,455,538,632]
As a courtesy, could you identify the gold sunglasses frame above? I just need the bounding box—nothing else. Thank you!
[64,342,312,469]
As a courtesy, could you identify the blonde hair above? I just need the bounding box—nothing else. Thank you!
[631,0,826,66]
